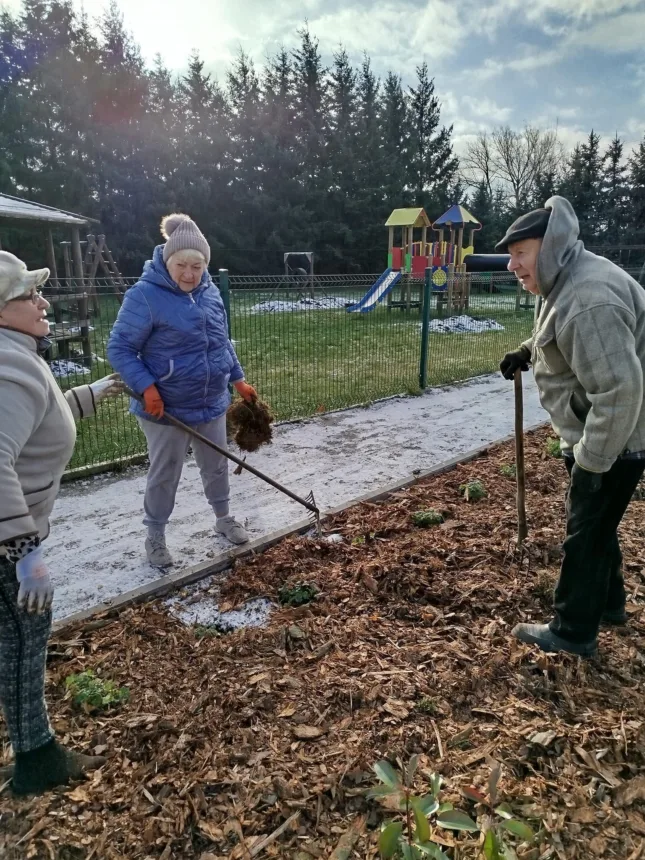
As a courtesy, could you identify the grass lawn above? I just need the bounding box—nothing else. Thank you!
[54,287,534,473]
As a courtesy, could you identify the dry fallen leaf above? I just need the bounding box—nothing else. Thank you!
[65,786,91,803]
[278,705,297,718]
[293,725,325,740]
[198,822,224,842]
[530,730,558,748]
[616,777,645,808]
[570,807,596,824]
[382,699,409,720]
[589,836,607,856]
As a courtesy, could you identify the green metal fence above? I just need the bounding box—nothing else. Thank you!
[41,269,548,475]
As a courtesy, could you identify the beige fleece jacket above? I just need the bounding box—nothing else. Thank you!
[0,328,97,545]
[518,196,645,472]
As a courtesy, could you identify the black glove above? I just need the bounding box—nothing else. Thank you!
[500,349,530,380]
[571,461,603,494]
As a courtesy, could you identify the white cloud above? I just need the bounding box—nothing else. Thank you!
[460,96,512,123]
[569,10,645,52]
[467,47,565,82]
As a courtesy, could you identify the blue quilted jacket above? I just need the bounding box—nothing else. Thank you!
[107,246,244,425]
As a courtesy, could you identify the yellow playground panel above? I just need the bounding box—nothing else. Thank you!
[385,204,482,311]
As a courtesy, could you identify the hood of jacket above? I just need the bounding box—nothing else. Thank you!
[536,195,585,298]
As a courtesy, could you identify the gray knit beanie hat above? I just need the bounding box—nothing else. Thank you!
[161,213,211,265]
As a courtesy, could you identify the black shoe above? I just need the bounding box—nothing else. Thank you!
[600,608,628,626]
[12,739,106,796]
[512,622,597,657]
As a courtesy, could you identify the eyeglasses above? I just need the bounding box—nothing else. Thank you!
[13,290,44,305]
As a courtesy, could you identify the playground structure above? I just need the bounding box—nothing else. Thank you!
[0,193,128,369]
[389,204,481,312]
[386,204,480,277]
[348,203,513,314]
[284,251,315,298]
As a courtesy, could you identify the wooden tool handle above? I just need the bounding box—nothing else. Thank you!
[514,369,528,545]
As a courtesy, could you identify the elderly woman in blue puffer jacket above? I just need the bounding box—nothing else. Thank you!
[107,214,257,567]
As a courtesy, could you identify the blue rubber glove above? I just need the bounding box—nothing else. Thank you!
[16,544,53,614]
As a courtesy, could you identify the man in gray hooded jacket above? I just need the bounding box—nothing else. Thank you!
[498,196,645,656]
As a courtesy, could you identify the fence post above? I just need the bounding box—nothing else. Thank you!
[219,268,232,339]
[419,267,432,390]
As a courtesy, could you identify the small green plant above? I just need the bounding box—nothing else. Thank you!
[416,697,439,715]
[278,581,319,607]
[65,669,129,712]
[351,532,376,546]
[411,510,444,528]
[368,757,540,860]
[545,437,561,458]
[459,480,487,502]
[369,756,478,859]
[499,464,516,479]
[460,763,540,860]
[194,624,222,639]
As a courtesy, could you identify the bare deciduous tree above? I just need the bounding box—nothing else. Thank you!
[462,125,564,211]
[461,131,496,196]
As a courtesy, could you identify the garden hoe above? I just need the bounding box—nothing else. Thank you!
[124,388,322,535]
[514,369,528,546]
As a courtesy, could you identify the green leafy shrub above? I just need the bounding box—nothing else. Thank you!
[368,756,541,859]
[65,670,129,712]
[278,582,319,607]
[545,437,561,458]
[459,480,487,502]
[411,510,444,528]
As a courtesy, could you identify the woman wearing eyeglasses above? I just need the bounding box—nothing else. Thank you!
[0,251,123,795]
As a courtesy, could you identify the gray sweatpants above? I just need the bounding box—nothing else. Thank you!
[138,414,230,529]
[0,557,54,753]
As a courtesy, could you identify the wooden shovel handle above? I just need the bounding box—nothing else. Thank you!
[514,369,528,545]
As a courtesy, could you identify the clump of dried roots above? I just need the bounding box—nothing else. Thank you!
[227,398,274,452]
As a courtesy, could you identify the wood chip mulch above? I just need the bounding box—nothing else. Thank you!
[3,426,645,859]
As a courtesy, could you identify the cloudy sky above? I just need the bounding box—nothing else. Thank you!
[5,0,645,157]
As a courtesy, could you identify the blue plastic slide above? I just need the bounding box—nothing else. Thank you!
[346,268,402,313]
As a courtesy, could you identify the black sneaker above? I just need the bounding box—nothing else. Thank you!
[512,623,597,657]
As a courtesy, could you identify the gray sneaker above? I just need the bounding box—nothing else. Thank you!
[512,622,597,657]
[216,516,249,545]
[145,534,172,567]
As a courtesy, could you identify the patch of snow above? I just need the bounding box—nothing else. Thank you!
[427,315,505,334]
[251,296,351,313]
[67,325,95,334]
[167,584,273,632]
[49,360,91,377]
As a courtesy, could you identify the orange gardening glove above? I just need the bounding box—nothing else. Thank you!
[143,384,164,418]
[233,380,257,403]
